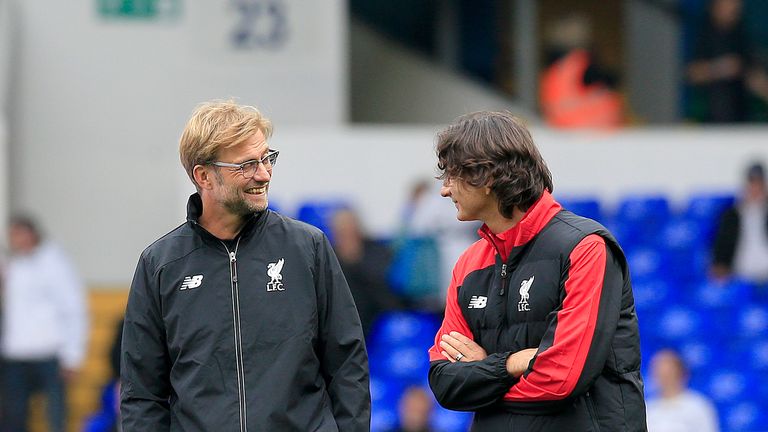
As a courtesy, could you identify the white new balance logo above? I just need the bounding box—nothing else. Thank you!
[468,296,487,309]
[180,275,203,290]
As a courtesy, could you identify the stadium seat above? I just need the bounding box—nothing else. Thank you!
[736,304,768,339]
[371,405,399,432]
[677,339,721,374]
[295,199,350,242]
[431,405,473,432]
[556,196,604,222]
[656,218,708,283]
[615,194,671,228]
[369,312,440,351]
[706,370,749,404]
[633,278,678,314]
[656,306,711,343]
[626,247,668,283]
[693,278,754,311]
[369,343,432,382]
[719,399,768,432]
[684,192,735,240]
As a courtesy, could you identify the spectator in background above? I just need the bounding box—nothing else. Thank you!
[391,386,435,432]
[539,13,624,129]
[711,161,768,285]
[331,208,401,337]
[0,215,87,432]
[403,179,481,309]
[646,349,719,432]
[687,0,749,122]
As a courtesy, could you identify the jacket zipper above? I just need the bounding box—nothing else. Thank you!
[223,239,247,432]
[585,391,601,432]
[499,263,508,296]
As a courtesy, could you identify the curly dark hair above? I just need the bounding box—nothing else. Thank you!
[436,111,553,218]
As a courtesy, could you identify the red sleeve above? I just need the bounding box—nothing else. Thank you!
[504,234,607,401]
[428,266,475,362]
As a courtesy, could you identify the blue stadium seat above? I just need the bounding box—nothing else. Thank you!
[369,312,440,351]
[656,306,711,343]
[706,370,749,404]
[295,199,350,242]
[693,279,754,311]
[720,399,768,432]
[656,218,708,283]
[677,339,720,374]
[736,304,768,339]
[431,405,473,432]
[626,248,668,283]
[633,278,678,314]
[684,192,735,240]
[615,194,671,226]
[371,405,399,432]
[556,196,604,222]
[369,344,432,382]
[370,376,406,411]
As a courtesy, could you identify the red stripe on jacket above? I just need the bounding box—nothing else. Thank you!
[503,234,606,401]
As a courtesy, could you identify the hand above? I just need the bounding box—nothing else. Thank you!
[505,348,538,378]
[439,331,487,363]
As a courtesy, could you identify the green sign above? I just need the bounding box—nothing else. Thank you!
[98,0,181,19]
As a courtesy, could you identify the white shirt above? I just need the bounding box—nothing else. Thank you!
[646,390,720,432]
[1,241,88,369]
[733,201,768,283]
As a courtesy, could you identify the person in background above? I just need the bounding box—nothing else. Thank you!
[646,349,719,432]
[539,13,623,129]
[711,161,768,285]
[427,111,645,431]
[0,215,88,432]
[392,386,435,432]
[403,179,481,308]
[331,208,402,338]
[687,0,750,122]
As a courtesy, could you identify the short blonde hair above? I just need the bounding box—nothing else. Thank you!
[179,100,273,188]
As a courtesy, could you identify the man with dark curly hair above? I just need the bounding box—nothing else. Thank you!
[426,111,646,431]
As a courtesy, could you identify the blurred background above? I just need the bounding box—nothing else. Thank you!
[1,0,767,431]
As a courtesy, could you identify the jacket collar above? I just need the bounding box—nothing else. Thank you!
[186,193,266,240]
[479,190,561,261]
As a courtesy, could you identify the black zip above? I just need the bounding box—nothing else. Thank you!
[585,391,601,432]
[499,263,508,296]
[222,239,247,432]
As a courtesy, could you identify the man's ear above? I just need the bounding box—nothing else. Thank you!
[193,165,214,190]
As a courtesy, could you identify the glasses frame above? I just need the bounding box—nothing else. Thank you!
[209,149,279,178]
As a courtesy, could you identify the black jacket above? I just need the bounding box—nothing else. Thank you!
[428,192,646,431]
[712,205,768,270]
[121,194,370,431]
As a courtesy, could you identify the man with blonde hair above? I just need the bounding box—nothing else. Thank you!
[121,100,370,431]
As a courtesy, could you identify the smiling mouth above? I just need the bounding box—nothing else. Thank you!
[245,185,268,195]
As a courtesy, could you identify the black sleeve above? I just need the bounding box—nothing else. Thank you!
[712,208,739,268]
[428,353,518,411]
[315,234,371,431]
[120,255,171,430]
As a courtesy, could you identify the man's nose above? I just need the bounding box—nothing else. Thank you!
[251,161,271,180]
[440,184,451,197]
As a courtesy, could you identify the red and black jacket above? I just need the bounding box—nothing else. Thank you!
[428,191,646,431]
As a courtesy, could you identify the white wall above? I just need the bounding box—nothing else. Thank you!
[269,126,768,235]
[8,0,346,284]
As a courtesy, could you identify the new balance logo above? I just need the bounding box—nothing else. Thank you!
[468,296,487,309]
[180,275,203,290]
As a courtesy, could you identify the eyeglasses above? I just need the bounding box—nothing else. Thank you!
[209,150,279,178]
